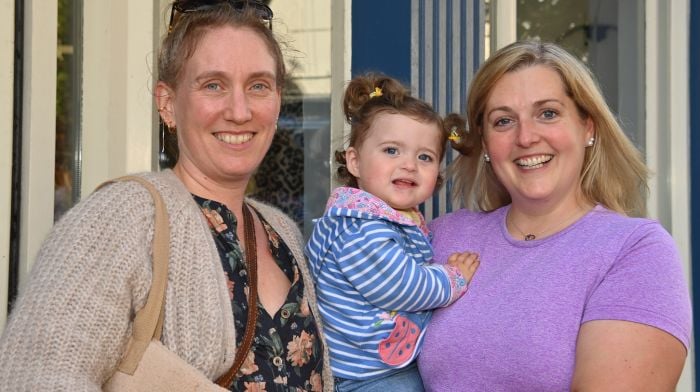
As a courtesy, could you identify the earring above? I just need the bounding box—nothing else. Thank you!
[587,137,595,147]
[159,121,168,164]
[484,153,491,162]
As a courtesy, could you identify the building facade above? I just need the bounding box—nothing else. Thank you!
[0,0,697,388]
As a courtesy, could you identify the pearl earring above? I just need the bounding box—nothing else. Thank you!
[484,153,491,162]
[587,137,595,147]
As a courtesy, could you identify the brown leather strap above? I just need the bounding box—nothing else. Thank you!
[216,204,259,388]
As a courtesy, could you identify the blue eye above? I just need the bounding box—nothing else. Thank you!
[541,109,558,120]
[418,153,433,162]
[384,147,398,155]
[494,117,512,127]
[205,82,220,91]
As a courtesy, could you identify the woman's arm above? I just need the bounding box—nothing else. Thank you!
[571,218,691,391]
[571,319,686,391]
[0,181,154,390]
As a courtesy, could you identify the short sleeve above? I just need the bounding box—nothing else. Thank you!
[582,222,692,349]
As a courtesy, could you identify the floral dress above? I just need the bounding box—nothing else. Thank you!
[195,196,324,392]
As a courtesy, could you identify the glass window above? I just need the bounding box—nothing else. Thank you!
[254,0,332,238]
[56,0,83,221]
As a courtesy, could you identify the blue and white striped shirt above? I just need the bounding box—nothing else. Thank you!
[305,187,467,380]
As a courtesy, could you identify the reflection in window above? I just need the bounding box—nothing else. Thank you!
[517,0,590,61]
[251,0,332,238]
[56,0,82,221]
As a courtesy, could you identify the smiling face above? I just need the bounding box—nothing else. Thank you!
[157,26,281,187]
[346,112,442,210]
[482,65,594,210]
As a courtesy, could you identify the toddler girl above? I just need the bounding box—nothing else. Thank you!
[305,73,479,391]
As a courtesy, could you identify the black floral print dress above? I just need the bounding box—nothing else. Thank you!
[195,196,324,392]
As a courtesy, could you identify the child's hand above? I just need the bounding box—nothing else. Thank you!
[447,252,479,283]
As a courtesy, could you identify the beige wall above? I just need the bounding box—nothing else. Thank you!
[270,0,332,98]
[81,0,157,196]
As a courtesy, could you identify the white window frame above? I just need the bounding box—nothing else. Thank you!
[17,0,59,305]
[0,0,16,330]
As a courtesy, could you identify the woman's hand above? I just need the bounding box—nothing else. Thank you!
[571,320,686,391]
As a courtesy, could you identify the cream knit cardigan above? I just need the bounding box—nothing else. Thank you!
[0,170,332,391]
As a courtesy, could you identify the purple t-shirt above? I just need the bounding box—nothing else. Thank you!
[418,205,692,391]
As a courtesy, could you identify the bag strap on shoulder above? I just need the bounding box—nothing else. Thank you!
[98,175,170,375]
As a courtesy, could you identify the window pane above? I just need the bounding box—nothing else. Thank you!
[56,0,82,221]
[250,0,332,238]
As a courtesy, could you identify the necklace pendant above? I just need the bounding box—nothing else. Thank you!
[524,234,536,241]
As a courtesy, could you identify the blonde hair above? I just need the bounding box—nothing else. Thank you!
[447,41,648,216]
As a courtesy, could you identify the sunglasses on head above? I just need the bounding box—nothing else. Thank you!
[168,0,274,32]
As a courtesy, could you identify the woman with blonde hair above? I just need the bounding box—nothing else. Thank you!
[418,41,691,391]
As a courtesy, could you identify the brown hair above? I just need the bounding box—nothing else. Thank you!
[448,41,649,216]
[157,3,286,164]
[336,73,447,188]
[158,3,285,89]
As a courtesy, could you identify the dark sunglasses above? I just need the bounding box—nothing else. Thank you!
[168,0,274,32]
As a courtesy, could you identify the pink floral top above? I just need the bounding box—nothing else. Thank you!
[195,196,324,392]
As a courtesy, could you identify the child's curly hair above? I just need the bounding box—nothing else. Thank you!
[336,73,448,188]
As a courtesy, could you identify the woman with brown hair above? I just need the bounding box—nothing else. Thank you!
[0,2,330,390]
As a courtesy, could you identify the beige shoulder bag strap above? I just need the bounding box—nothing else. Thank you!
[99,175,170,373]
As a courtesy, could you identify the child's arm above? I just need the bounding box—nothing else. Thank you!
[335,220,473,312]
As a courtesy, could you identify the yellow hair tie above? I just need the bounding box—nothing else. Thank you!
[369,87,383,98]
[448,126,462,143]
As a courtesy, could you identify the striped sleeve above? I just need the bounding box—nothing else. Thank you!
[336,219,456,312]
